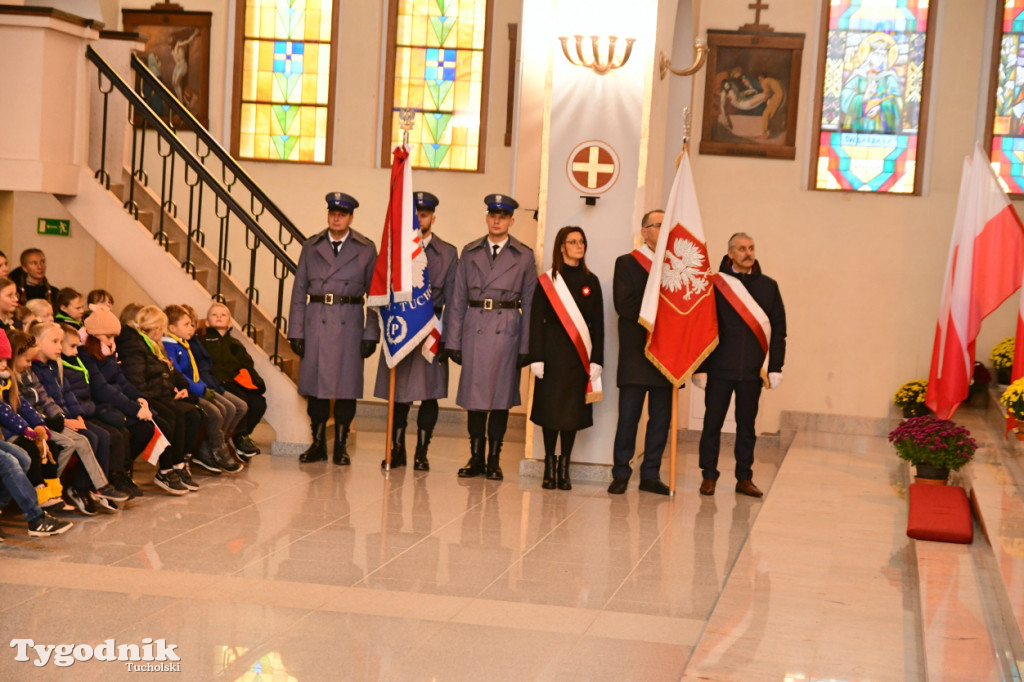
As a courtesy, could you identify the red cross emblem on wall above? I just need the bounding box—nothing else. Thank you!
[566,140,620,194]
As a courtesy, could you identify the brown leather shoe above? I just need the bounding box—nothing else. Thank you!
[699,479,716,495]
[735,480,763,498]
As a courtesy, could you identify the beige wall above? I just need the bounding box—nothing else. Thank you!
[689,0,1016,429]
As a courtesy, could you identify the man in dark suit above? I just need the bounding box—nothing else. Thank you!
[445,194,536,481]
[608,210,674,496]
[288,192,379,465]
[692,232,786,498]
[372,191,458,471]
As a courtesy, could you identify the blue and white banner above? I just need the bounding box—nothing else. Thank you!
[369,146,436,368]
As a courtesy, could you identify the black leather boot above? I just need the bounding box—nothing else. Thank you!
[382,426,407,468]
[556,453,572,490]
[298,421,327,463]
[413,428,432,471]
[542,455,556,489]
[333,423,351,465]
[458,437,486,478]
[485,439,503,481]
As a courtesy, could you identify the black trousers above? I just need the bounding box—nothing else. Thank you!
[225,384,267,436]
[611,385,672,481]
[698,376,762,482]
[393,400,439,431]
[150,398,202,469]
[307,398,356,429]
[467,410,508,441]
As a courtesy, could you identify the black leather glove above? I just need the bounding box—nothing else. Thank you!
[446,349,462,365]
[518,354,530,368]
[44,414,65,432]
[433,306,444,318]
[361,340,377,359]
[289,338,305,357]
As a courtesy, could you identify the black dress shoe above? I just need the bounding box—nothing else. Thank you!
[638,479,671,496]
[735,480,763,498]
[607,477,629,494]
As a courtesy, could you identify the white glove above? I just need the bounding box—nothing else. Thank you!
[589,363,602,381]
[530,362,545,379]
[691,373,707,390]
[768,372,783,390]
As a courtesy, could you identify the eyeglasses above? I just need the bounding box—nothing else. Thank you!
[564,239,585,246]
[643,222,662,229]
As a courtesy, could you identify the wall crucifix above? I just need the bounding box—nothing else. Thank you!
[741,1,774,32]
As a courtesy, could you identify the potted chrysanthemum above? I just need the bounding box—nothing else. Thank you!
[1001,378,1024,440]
[888,415,977,483]
[893,379,928,418]
[991,337,1015,385]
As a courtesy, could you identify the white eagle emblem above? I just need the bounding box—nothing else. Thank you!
[661,236,709,299]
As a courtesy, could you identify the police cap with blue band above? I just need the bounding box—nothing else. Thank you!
[484,193,518,214]
[325,192,359,213]
[414,191,439,211]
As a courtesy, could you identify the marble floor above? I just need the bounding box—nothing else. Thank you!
[0,414,1017,681]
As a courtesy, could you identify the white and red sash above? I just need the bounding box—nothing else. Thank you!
[538,270,602,404]
[422,314,443,362]
[631,247,652,273]
[713,271,772,386]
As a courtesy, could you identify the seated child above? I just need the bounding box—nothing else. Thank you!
[26,323,129,514]
[61,323,147,500]
[12,306,35,332]
[200,302,266,457]
[117,304,202,494]
[0,438,73,537]
[54,288,85,330]
[0,278,18,330]
[87,289,114,314]
[24,298,54,324]
[163,304,244,474]
[1,329,61,508]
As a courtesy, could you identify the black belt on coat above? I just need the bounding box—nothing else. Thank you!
[468,298,521,310]
[306,294,364,305]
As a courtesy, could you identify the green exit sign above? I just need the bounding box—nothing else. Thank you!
[37,218,70,236]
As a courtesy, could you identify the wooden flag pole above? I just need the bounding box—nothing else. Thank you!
[384,367,396,470]
[669,388,678,496]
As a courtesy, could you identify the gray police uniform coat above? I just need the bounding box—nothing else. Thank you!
[445,235,537,411]
[373,233,459,402]
[289,228,380,399]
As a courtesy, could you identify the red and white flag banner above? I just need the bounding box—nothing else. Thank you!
[926,143,1024,419]
[422,315,443,363]
[538,271,602,404]
[142,422,171,467]
[714,271,771,386]
[638,150,718,386]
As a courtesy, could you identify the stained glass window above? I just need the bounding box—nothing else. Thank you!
[232,0,337,164]
[988,1,1024,195]
[811,1,934,194]
[382,0,492,171]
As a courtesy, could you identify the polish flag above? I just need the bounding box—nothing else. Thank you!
[638,150,718,385]
[142,423,171,467]
[926,144,1024,419]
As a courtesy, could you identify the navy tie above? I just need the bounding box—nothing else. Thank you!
[491,244,499,260]
[332,241,341,256]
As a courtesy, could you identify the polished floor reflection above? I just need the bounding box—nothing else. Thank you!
[4,415,1005,681]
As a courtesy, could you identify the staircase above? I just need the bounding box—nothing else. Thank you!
[56,43,312,446]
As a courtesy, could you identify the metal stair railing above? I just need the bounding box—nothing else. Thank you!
[86,45,294,370]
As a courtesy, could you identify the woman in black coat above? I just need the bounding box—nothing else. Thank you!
[528,226,604,490]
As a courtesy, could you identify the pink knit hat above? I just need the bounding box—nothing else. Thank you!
[0,330,10,360]
[83,308,122,336]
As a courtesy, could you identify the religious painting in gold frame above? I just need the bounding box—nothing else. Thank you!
[699,30,804,160]
[123,5,212,128]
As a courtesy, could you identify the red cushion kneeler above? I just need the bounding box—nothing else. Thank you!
[907,483,973,544]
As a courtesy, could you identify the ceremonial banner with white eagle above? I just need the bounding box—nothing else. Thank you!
[368,146,435,367]
[638,150,718,386]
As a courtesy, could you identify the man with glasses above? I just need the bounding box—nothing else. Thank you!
[444,194,536,480]
[608,210,674,496]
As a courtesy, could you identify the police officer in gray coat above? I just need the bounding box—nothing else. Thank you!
[373,191,458,471]
[289,192,380,465]
[444,194,536,480]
